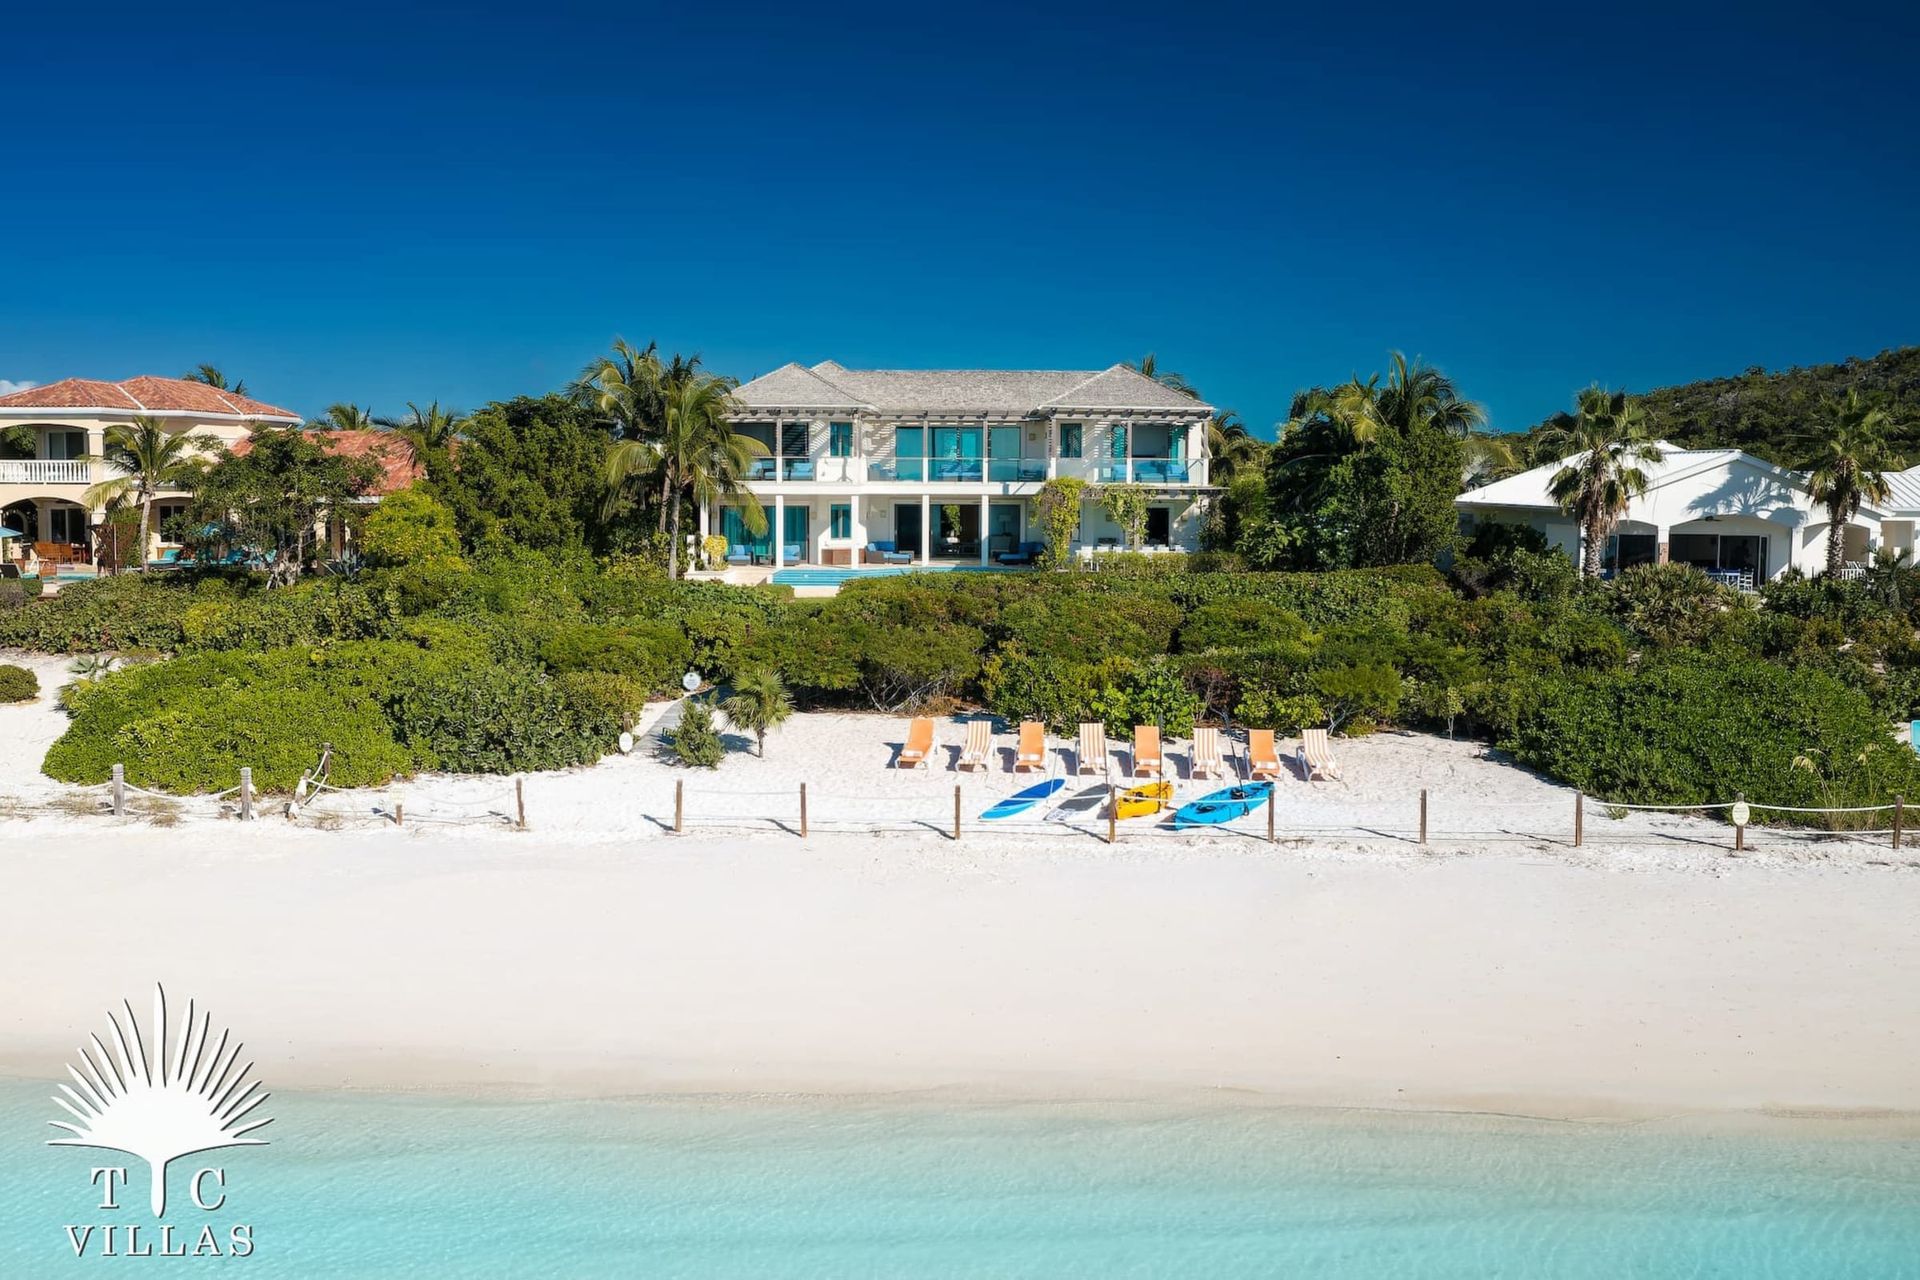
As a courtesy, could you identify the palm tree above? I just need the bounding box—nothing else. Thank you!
[1538,387,1664,578]
[82,416,217,572]
[1205,411,1264,484]
[1861,546,1915,609]
[585,341,767,577]
[1802,390,1903,578]
[721,667,793,757]
[376,401,463,462]
[1129,353,1198,400]
[316,403,375,432]
[184,364,246,395]
[1461,431,1525,488]
[1274,353,1485,510]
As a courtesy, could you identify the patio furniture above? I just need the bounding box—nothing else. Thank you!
[725,544,754,566]
[866,540,911,565]
[1300,728,1344,783]
[1247,729,1282,781]
[781,542,803,564]
[146,546,184,569]
[958,719,992,771]
[1130,725,1163,778]
[1075,722,1108,776]
[1014,721,1046,772]
[897,717,935,769]
[996,540,1045,566]
[1189,727,1227,779]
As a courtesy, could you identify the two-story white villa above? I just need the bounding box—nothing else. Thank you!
[1456,440,1920,586]
[703,362,1214,568]
[0,376,301,564]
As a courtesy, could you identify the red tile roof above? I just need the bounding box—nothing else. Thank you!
[0,375,300,421]
[230,429,426,496]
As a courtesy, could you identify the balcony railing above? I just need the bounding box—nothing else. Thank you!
[987,459,1047,483]
[0,459,91,484]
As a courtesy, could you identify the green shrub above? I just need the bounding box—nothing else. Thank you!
[539,620,692,694]
[0,663,38,702]
[361,487,464,568]
[556,671,650,734]
[1177,599,1309,653]
[1501,655,1920,816]
[382,656,607,774]
[670,698,725,768]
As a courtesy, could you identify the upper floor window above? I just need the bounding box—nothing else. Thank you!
[46,430,86,461]
[780,422,810,458]
[1059,424,1083,458]
[829,422,854,457]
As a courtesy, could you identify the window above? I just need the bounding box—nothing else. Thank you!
[154,502,189,542]
[1110,425,1128,458]
[1059,424,1082,458]
[46,430,86,461]
[829,423,854,458]
[830,503,851,540]
[47,506,88,544]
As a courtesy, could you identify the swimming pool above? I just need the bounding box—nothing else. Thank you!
[770,565,1020,587]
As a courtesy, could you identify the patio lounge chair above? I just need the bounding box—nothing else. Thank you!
[781,543,803,564]
[958,719,992,771]
[0,562,20,580]
[725,544,753,566]
[867,540,912,565]
[897,717,935,769]
[147,546,183,569]
[1247,729,1283,781]
[1300,727,1344,782]
[1014,721,1046,772]
[1189,726,1227,779]
[1130,725,1163,778]
[1075,722,1107,776]
[996,540,1045,566]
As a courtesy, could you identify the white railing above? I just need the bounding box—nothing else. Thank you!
[0,459,91,484]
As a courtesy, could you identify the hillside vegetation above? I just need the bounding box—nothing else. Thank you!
[1520,346,1920,465]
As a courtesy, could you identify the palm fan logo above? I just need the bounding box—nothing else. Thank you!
[48,986,272,1216]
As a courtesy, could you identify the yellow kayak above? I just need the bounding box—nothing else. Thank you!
[1113,781,1174,819]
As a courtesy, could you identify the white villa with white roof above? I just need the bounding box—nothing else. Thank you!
[1457,440,1920,586]
[702,362,1213,568]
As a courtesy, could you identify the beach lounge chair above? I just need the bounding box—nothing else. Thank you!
[1130,725,1163,778]
[1300,727,1344,782]
[1075,722,1108,776]
[1189,726,1226,779]
[1015,721,1046,772]
[1247,729,1283,781]
[897,717,935,769]
[958,719,992,771]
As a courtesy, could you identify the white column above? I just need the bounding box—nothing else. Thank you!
[773,493,786,569]
[697,503,710,540]
[979,492,990,566]
[1047,421,1058,481]
[850,498,867,565]
[919,493,932,565]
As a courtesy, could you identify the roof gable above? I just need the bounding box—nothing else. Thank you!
[734,361,1213,415]
[732,362,869,410]
[1042,364,1208,411]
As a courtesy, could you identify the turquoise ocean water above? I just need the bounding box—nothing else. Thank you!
[3,1079,1917,1277]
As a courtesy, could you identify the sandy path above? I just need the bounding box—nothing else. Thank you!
[2,831,1915,1122]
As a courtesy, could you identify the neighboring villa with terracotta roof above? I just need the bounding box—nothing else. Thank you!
[709,361,1214,568]
[0,375,300,564]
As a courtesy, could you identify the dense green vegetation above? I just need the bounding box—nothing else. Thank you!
[0,663,37,703]
[1517,346,1920,465]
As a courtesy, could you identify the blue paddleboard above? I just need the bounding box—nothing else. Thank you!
[1171,782,1274,829]
[981,777,1067,820]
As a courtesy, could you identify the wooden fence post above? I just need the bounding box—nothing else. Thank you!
[800,783,809,838]
[1895,795,1905,851]
[394,802,403,828]
[1419,788,1428,846]
[953,785,962,841]
[515,777,527,831]
[1108,785,1117,845]
[111,764,125,817]
[1734,791,1746,854]
[1266,789,1276,844]
[239,767,253,821]
[1574,792,1584,848]
[674,779,684,834]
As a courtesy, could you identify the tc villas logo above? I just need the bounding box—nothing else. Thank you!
[48,986,269,1259]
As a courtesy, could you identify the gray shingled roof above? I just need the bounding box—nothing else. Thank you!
[732,361,1211,414]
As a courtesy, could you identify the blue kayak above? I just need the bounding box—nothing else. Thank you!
[1170,782,1274,829]
[981,777,1068,820]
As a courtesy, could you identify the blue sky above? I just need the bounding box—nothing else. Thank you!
[2,1,1915,434]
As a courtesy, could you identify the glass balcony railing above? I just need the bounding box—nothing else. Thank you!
[746,458,778,480]
[1093,461,1129,482]
[781,459,814,481]
[988,459,1047,483]
[1131,458,1192,483]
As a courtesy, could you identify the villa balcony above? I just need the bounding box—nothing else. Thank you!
[0,459,92,485]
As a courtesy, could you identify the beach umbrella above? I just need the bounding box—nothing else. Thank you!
[0,526,21,539]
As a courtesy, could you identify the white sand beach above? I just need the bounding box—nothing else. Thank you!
[5,655,1920,1124]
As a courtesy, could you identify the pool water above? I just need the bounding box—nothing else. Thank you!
[771,565,1021,587]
